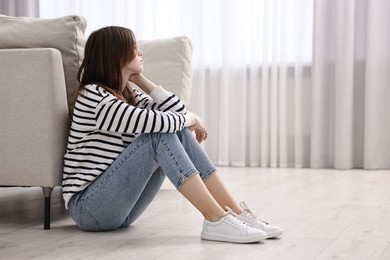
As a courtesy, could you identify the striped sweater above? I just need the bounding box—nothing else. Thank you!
[62,84,192,208]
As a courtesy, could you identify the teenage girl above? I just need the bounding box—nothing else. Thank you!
[63,26,282,243]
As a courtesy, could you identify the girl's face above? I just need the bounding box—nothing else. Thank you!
[124,49,144,75]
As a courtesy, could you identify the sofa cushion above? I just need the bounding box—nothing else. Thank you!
[137,36,193,106]
[0,15,87,114]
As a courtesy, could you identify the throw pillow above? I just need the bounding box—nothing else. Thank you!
[136,36,193,106]
[0,15,87,114]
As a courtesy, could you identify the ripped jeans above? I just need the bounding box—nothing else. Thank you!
[68,128,216,231]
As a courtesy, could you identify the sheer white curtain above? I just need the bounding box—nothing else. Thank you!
[312,0,390,169]
[39,0,314,168]
[0,0,39,17]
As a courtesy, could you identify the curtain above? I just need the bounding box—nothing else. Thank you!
[311,0,390,169]
[192,1,314,168]
[0,0,39,17]
[39,0,314,168]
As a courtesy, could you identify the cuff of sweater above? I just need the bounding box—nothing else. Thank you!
[184,114,192,127]
[149,85,170,103]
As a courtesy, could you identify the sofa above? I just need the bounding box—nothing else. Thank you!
[0,15,193,229]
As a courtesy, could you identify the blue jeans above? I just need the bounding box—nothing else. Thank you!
[68,128,216,231]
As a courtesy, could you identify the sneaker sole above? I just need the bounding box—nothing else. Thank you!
[201,232,267,244]
[266,230,283,238]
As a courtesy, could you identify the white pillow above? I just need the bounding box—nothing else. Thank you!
[137,36,193,106]
[0,15,87,113]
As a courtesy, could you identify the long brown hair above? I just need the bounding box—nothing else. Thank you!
[77,26,137,105]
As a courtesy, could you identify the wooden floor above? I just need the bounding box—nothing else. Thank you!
[1,167,390,260]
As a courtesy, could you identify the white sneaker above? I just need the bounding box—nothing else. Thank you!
[201,207,268,243]
[238,201,283,238]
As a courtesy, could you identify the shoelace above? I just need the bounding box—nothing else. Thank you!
[239,201,269,225]
[224,206,249,230]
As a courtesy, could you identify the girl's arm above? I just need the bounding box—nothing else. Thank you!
[96,95,193,134]
[129,73,157,94]
[129,73,187,114]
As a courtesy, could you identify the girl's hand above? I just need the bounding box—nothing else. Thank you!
[128,73,157,94]
[129,73,145,86]
[188,112,208,143]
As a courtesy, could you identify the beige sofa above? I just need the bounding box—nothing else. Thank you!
[0,15,193,229]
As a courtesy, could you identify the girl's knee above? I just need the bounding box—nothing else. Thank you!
[175,128,193,141]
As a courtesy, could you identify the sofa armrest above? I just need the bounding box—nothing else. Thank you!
[0,48,69,187]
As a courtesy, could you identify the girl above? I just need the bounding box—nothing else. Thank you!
[62,26,282,243]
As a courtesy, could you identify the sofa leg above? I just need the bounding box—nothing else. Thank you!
[41,187,53,230]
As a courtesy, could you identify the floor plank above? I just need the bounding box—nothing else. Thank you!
[1,167,390,259]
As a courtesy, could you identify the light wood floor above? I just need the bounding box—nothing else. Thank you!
[1,167,390,260]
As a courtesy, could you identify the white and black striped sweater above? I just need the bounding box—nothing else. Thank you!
[62,84,192,208]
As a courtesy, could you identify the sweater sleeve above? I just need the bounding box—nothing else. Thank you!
[95,95,192,134]
[134,85,187,114]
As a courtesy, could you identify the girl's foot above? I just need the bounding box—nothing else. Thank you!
[238,201,283,238]
[201,207,267,243]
